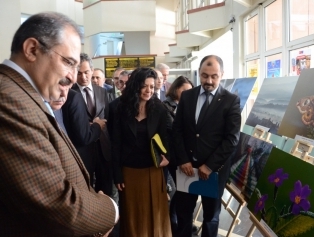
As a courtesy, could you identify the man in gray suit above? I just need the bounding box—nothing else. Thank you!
[156,63,172,92]
[154,69,166,101]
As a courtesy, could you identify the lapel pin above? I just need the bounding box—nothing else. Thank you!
[218,99,221,101]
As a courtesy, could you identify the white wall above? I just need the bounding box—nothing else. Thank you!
[151,0,176,59]
[0,0,21,61]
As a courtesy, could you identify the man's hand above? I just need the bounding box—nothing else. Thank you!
[198,164,212,180]
[116,183,125,191]
[180,162,194,176]
[159,154,169,167]
[93,117,107,130]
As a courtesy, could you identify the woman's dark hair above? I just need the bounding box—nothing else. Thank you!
[166,76,194,101]
[118,67,159,118]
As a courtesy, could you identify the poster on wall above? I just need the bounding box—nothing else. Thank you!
[278,69,314,139]
[247,63,259,96]
[267,60,281,78]
[290,46,313,76]
[247,147,314,237]
[230,77,257,112]
[229,132,274,199]
[245,76,298,135]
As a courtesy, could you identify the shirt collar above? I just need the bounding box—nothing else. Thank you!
[76,82,93,92]
[3,59,44,101]
[199,85,219,96]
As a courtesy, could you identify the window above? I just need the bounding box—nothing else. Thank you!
[289,0,314,41]
[266,53,282,78]
[289,45,313,76]
[265,0,282,51]
[245,14,259,55]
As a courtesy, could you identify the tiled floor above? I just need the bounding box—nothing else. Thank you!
[193,189,264,237]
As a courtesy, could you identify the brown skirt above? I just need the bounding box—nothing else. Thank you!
[119,166,172,237]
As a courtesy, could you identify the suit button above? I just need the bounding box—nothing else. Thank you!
[196,134,200,137]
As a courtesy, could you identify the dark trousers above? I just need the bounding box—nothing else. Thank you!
[173,191,222,237]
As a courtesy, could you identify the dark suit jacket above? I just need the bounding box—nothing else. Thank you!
[112,101,169,184]
[172,85,241,194]
[107,97,120,137]
[72,83,111,161]
[62,89,101,147]
[70,83,112,195]
[0,64,115,236]
[107,86,117,102]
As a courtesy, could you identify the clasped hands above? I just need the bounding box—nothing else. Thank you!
[180,162,211,180]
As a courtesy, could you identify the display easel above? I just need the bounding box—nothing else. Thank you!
[245,211,272,237]
[290,140,314,164]
[252,127,272,143]
[193,183,247,236]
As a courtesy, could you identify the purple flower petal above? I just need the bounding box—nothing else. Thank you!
[292,203,301,215]
[299,199,311,211]
[301,185,311,198]
[276,168,283,175]
[268,168,289,187]
[294,181,302,194]
[254,194,268,214]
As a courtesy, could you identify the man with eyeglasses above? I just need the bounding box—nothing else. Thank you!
[108,67,124,100]
[117,70,129,92]
[156,63,172,92]
[72,53,114,199]
[0,12,117,236]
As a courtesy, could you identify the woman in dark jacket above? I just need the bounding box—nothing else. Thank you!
[112,67,171,237]
[163,75,193,232]
[163,75,194,180]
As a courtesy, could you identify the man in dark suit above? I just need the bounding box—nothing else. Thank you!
[71,53,113,196]
[0,12,117,236]
[172,55,241,237]
[154,69,166,101]
[92,68,113,91]
[62,89,106,152]
[107,67,124,101]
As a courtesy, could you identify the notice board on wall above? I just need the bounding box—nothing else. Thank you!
[104,56,155,78]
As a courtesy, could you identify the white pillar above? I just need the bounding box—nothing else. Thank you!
[0,0,21,61]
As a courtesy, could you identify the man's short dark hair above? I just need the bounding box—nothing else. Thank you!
[11,12,83,54]
[80,53,93,69]
[199,55,224,73]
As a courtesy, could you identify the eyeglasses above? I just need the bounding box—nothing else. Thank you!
[37,39,78,73]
